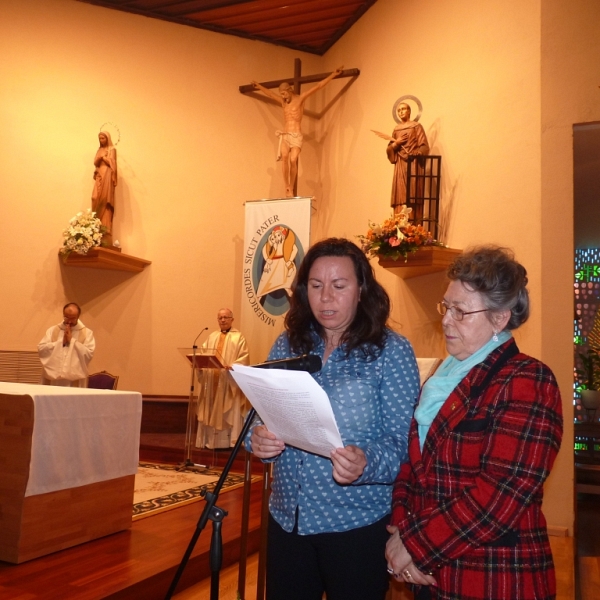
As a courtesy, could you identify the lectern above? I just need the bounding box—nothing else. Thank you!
[178,348,228,467]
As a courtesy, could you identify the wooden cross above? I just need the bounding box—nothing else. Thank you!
[240,58,359,197]
[239,58,359,119]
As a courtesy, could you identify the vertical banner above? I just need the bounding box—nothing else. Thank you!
[242,197,311,362]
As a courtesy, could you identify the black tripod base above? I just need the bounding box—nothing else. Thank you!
[165,408,257,600]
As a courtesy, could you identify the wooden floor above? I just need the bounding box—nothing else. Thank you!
[576,492,600,600]
[0,432,589,600]
[0,480,264,599]
[175,539,575,600]
[0,437,265,600]
[174,552,261,600]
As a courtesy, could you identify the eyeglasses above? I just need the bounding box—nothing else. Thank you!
[436,301,489,322]
[218,316,233,320]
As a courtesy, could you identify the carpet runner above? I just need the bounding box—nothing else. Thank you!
[133,462,257,520]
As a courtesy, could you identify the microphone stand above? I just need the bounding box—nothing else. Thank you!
[165,405,257,600]
[179,328,208,471]
[165,354,321,600]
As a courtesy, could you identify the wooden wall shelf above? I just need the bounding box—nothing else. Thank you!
[377,246,462,279]
[60,248,151,273]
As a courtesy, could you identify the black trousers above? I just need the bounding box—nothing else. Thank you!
[413,585,433,600]
[266,513,390,600]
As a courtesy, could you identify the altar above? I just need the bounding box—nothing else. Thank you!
[0,382,142,563]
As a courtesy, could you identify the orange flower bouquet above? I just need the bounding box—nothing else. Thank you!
[357,206,440,262]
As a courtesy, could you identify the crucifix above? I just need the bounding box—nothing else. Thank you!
[240,58,360,197]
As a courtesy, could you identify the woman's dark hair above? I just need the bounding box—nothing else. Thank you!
[447,245,529,330]
[285,238,390,357]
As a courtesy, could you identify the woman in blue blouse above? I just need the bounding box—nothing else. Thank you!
[249,238,420,600]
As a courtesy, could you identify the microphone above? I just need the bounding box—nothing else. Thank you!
[253,354,322,373]
[192,327,209,348]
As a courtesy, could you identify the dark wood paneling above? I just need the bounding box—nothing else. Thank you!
[77,0,379,55]
[141,396,188,434]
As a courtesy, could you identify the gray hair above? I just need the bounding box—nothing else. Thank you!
[447,245,529,330]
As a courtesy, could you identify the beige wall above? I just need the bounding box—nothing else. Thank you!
[1,0,591,533]
[539,0,600,537]
[0,0,324,392]
[319,0,543,358]
[320,0,579,533]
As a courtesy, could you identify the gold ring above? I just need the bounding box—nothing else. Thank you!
[403,569,411,578]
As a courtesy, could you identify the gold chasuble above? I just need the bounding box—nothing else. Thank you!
[196,328,250,448]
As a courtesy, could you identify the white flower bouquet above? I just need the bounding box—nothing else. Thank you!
[59,209,107,258]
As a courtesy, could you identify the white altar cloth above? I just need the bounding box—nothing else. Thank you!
[0,382,142,497]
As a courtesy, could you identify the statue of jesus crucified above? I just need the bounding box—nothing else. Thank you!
[251,66,344,198]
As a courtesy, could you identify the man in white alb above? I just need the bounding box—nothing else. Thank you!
[196,308,250,448]
[38,303,95,387]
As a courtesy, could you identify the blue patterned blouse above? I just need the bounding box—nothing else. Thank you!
[248,329,419,535]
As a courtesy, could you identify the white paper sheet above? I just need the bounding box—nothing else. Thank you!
[230,364,343,457]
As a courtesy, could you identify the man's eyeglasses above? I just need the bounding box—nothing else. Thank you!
[436,301,489,322]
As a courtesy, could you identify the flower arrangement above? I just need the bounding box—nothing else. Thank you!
[357,205,440,261]
[59,209,107,258]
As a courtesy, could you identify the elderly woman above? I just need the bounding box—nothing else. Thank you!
[249,238,420,600]
[385,246,563,599]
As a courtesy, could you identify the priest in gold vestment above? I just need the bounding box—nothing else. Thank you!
[196,308,250,448]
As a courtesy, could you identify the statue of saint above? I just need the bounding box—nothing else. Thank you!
[91,131,118,245]
[385,102,429,212]
[251,66,344,198]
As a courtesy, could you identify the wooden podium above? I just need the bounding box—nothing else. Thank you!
[0,383,142,564]
[179,348,227,465]
[181,348,226,371]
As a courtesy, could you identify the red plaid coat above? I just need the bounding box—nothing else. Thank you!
[391,339,563,600]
